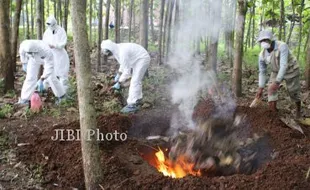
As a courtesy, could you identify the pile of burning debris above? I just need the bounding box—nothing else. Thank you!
[145,108,262,178]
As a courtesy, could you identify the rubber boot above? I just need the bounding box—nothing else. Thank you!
[295,101,301,118]
[268,101,277,112]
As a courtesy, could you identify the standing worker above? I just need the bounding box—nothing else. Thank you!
[101,39,150,113]
[43,15,70,92]
[255,30,301,118]
[16,40,66,105]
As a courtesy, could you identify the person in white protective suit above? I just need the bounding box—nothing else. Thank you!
[43,15,70,92]
[101,39,150,113]
[16,40,66,105]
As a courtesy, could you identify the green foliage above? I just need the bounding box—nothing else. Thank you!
[5,90,16,98]
[0,131,9,150]
[243,46,261,68]
[0,104,14,119]
[102,98,122,113]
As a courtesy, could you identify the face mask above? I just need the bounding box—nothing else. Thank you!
[261,42,271,49]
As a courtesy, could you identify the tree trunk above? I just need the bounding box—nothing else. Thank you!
[26,0,30,39]
[11,0,23,73]
[104,0,111,40]
[158,0,165,65]
[70,0,103,189]
[0,0,14,92]
[251,0,256,48]
[306,31,310,89]
[89,0,92,45]
[54,0,57,18]
[245,10,252,52]
[41,1,45,33]
[23,9,25,38]
[150,0,155,43]
[63,0,69,32]
[97,0,103,72]
[139,0,149,49]
[165,0,173,62]
[115,0,121,43]
[58,0,62,26]
[297,0,305,61]
[260,7,263,31]
[163,0,171,60]
[286,0,295,44]
[31,0,34,38]
[279,0,285,41]
[207,0,222,74]
[128,0,134,42]
[47,0,49,16]
[36,0,42,39]
[232,0,247,97]
[224,0,236,68]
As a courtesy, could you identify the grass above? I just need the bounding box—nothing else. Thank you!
[0,104,14,119]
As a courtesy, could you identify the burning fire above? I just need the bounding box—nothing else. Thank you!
[154,148,201,178]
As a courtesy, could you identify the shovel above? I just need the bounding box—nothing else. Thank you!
[249,98,264,108]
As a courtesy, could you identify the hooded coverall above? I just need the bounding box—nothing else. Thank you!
[19,40,65,101]
[258,40,300,103]
[101,40,150,105]
[43,15,70,92]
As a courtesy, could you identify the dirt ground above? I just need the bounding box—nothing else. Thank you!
[0,99,309,189]
[1,47,310,189]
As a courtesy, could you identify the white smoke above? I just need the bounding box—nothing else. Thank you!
[167,0,236,131]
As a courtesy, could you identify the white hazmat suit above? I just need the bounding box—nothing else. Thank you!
[43,15,70,92]
[101,40,150,107]
[19,40,65,102]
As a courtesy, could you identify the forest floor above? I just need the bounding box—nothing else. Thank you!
[0,44,310,189]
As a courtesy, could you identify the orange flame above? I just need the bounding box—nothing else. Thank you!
[154,148,201,178]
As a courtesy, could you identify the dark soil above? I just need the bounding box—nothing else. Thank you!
[7,100,310,189]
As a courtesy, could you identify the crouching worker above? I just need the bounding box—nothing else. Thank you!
[101,39,150,113]
[255,30,301,118]
[16,40,66,106]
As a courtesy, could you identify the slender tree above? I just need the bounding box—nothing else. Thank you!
[297,0,305,61]
[105,0,111,40]
[54,0,57,18]
[251,0,256,48]
[89,0,92,45]
[115,0,121,43]
[232,0,247,97]
[128,0,134,42]
[0,0,14,91]
[279,0,285,41]
[42,0,45,32]
[245,8,253,52]
[47,0,50,16]
[63,0,69,32]
[286,0,295,44]
[97,0,103,72]
[140,0,149,49]
[36,0,43,39]
[12,0,23,72]
[207,0,222,74]
[25,0,30,39]
[306,31,310,89]
[150,0,155,43]
[165,0,173,61]
[158,0,165,65]
[58,0,62,26]
[70,0,103,188]
[31,0,34,37]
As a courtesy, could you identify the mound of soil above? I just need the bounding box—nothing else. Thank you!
[14,102,310,189]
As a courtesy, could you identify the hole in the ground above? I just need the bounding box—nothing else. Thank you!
[137,133,271,178]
